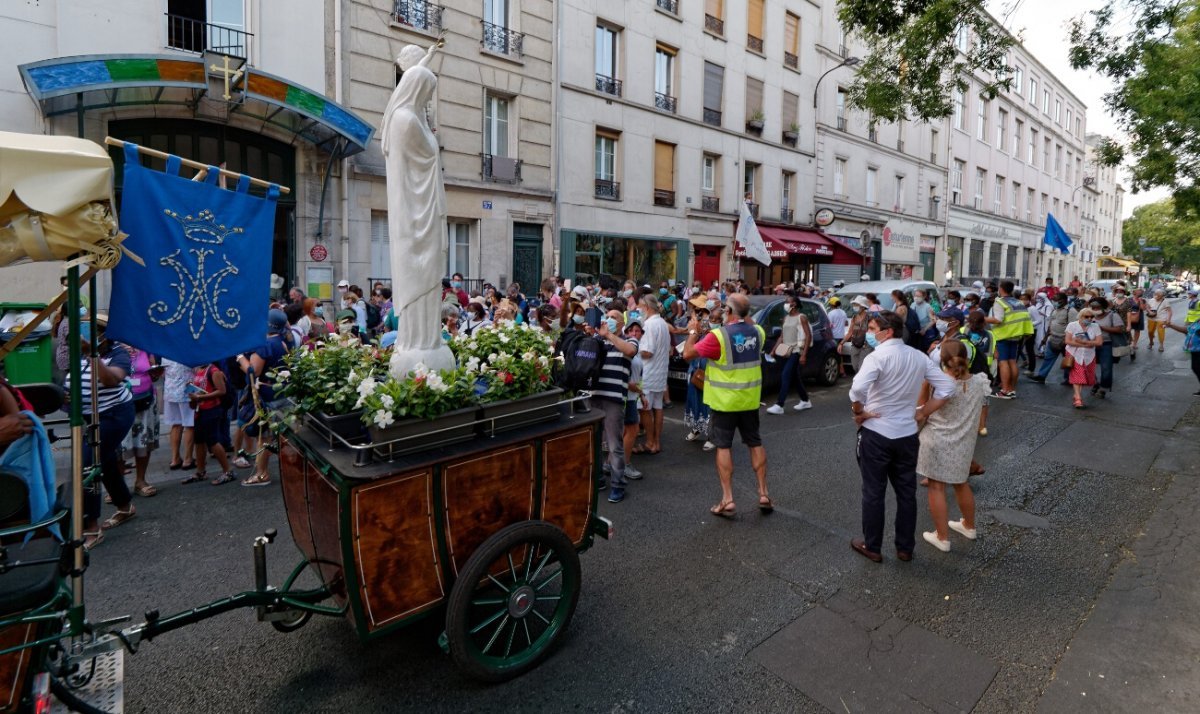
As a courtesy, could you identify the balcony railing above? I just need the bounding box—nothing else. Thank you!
[747,202,760,218]
[704,14,724,36]
[896,139,905,152]
[482,21,524,56]
[654,92,677,113]
[839,44,849,58]
[165,14,251,58]
[482,154,522,183]
[784,52,798,69]
[656,0,679,15]
[595,74,623,97]
[868,127,878,143]
[836,116,846,131]
[701,195,720,212]
[931,151,938,163]
[703,108,722,126]
[748,35,764,53]
[653,189,676,207]
[595,179,621,200]
[780,208,794,223]
[393,2,443,33]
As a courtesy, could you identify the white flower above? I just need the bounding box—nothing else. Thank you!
[356,376,377,398]
[522,351,535,362]
[347,368,359,384]
[489,352,499,362]
[276,369,290,381]
[381,394,395,409]
[426,372,448,392]
[539,355,549,367]
[466,356,480,372]
[411,362,428,378]
[373,409,395,428]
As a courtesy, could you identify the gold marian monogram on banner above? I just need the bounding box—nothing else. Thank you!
[149,208,244,339]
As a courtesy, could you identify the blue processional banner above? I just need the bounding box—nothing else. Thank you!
[106,143,279,367]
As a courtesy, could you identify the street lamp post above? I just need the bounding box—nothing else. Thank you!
[813,55,861,108]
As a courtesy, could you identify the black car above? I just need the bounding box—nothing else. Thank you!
[667,296,841,398]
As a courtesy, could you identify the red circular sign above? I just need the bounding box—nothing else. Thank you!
[309,244,328,262]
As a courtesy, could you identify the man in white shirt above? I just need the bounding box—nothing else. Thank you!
[848,310,957,563]
[637,293,670,454]
[827,297,848,340]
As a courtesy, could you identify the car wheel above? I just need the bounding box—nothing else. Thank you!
[820,352,840,386]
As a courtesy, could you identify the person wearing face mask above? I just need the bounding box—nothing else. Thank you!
[839,295,874,373]
[1091,297,1126,399]
[683,306,713,449]
[1129,287,1146,353]
[766,297,813,414]
[909,289,935,351]
[1144,288,1172,352]
[449,272,469,308]
[1110,286,1137,362]
[848,311,956,563]
[1023,291,1051,376]
[1031,294,1078,384]
[1065,307,1103,409]
[462,297,492,335]
[592,311,640,502]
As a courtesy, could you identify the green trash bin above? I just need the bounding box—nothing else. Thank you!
[1,303,54,386]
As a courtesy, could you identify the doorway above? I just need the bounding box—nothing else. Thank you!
[512,222,544,292]
[693,245,722,288]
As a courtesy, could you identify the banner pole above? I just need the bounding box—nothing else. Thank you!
[103,137,291,195]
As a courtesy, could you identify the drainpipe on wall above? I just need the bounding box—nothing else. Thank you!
[335,0,350,282]
[550,0,563,279]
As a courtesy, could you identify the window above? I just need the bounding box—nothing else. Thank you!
[1054,98,1062,123]
[370,211,390,277]
[1040,193,1047,223]
[595,24,620,96]
[781,171,793,217]
[1005,245,1017,277]
[702,155,716,192]
[955,25,969,52]
[866,167,877,206]
[1029,77,1038,104]
[654,141,676,206]
[1055,143,1063,176]
[988,243,1002,277]
[969,239,984,276]
[703,61,723,126]
[484,93,509,157]
[654,45,675,111]
[745,77,764,127]
[1013,66,1024,94]
[1043,88,1050,114]
[1028,128,1037,164]
[1043,137,1051,171]
[976,97,988,141]
[834,158,846,195]
[974,168,985,210]
[1026,187,1035,221]
[743,162,758,203]
[482,0,517,53]
[747,0,764,52]
[931,128,940,163]
[951,159,964,205]
[1011,181,1020,217]
[993,174,1004,213]
[594,131,617,198]
[784,13,800,68]
[1076,157,1083,184]
[997,108,1007,149]
[1013,119,1022,157]
[836,87,847,129]
[448,221,471,277]
[952,88,965,130]
[1066,150,1073,182]
[1066,108,1073,133]
[168,0,248,56]
[1075,116,1082,136]
[484,0,507,27]
[894,174,905,212]
[705,0,724,34]
[782,91,799,139]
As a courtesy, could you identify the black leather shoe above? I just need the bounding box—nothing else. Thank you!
[850,538,883,563]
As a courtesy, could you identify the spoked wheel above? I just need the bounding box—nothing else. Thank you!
[445,521,581,682]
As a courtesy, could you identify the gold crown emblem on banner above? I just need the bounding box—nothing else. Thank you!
[163,208,244,245]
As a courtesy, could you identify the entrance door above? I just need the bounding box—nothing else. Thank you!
[511,222,543,292]
[694,245,721,288]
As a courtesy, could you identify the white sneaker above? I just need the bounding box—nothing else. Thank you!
[702,441,715,451]
[948,519,977,540]
[766,404,785,415]
[763,354,777,364]
[923,531,951,552]
[685,431,700,442]
[624,465,643,480]
[793,400,813,411]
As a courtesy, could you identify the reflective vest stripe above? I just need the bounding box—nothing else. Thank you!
[992,298,1034,341]
[708,378,763,389]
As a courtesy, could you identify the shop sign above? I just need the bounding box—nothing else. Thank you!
[881,220,920,264]
[919,236,937,252]
[309,243,328,262]
[735,245,789,259]
[814,208,835,226]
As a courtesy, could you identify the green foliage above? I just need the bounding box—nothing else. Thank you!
[449,321,557,402]
[272,335,387,416]
[356,366,477,428]
[1070,1,1200,213]
[1121,198,1200,273]
[837,0,1014,122]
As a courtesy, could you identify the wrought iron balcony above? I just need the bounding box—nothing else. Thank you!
[931,151,938,163]
[703,108,722,126]
[595,74,623,97]
[482,21,524,56]
[481,154,522,183]
[655,92,677,113]
[653,189,676,208]
[748,35,764,53]
[781,208,794,223]
[868,127,878,143]
[704,14,724,36]
[701,195,720,212]
[595,179,621,200]
[784,52,798,69]
[836,116,846,131]
[165,13,251,58]
[896,139,905,152]
[656,0,679,15]
[393,2,444,33]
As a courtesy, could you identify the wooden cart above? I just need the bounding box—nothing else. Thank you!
[276,406,611,681]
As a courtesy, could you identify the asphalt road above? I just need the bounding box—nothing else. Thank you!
[79,316,1200,713]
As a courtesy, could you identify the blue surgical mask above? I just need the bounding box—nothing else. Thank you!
[622,290,633,298]
[705,299,717,310]
[659,288,668,296]
[451,281,462,289]
[865,332,880,348]
[572,314,585,325]
[605,317,618,332]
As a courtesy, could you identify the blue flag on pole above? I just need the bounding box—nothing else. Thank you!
[106,143,279,366]
[1043,213,1073,253]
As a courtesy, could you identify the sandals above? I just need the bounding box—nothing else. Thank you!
[168,461,183,471]
[83,530,104,551]
[631,445,650,455]
[101,506,136,530]
[241,472,271,487]
[134,483,158,497]
[1073,397,1084,409]
[180,461,196,470]
[710,501,736,519]
[758,495,774,514]
[181,471,206,485]
[210,472,236,486]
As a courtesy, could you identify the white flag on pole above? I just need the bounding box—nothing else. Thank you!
[735,200,771,266]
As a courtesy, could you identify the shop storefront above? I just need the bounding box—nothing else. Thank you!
[919,236,937,283]
[734,225,861,288]
[880,219,924,280]
[559,229,689,288]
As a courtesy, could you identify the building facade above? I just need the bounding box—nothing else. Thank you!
[944,22,1091,289]
[0,0,359,304]
[1086,133,1127,277]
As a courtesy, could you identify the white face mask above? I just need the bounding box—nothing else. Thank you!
[935,319,949,335]
[913,296,925,304]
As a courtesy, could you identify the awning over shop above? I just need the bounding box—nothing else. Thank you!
[19,55,374,156]
[1098,255,1139,269]
[735,225,850,260]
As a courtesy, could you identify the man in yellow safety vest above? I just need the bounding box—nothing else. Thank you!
[682,293,772,519]
[985,279,1033,399]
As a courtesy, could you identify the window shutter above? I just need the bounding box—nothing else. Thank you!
[748,0,764,39]
[703,62,723,111]
[745,77,764,115]
[706,0,723,19]
[785,14,799,54]
[654,142,675,191]
[782,91,798,130]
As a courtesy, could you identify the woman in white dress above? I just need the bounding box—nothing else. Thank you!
[917,340,990,552]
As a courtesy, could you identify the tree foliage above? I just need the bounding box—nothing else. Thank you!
[837,0,1014,122]
[1070,1,1200,214]
[1122,198,1200,272]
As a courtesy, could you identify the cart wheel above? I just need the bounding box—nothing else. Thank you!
[445,520,581,682]
[271,608,312,633]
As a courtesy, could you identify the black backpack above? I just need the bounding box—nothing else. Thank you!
[904,306,922,345]
[554,329,605,391]
[364,301,382,331]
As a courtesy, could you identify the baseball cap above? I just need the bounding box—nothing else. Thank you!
[625,316,644,331]
[336,279,349,288]
[267,308,288,334]
[828,297,841,307]
[936,307,964,322]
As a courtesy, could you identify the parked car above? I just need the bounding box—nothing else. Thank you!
[830,279,945,315]
[666,296,841,399]
[1087,279,1127,297]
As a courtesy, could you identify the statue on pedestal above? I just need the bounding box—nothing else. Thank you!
[381,39,456,380]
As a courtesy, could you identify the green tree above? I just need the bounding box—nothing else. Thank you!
[1122,199,1200,273]
[836,0,1014,122]
[1070,1,1200,214]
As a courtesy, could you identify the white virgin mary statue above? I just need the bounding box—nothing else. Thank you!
[381,42,455,379]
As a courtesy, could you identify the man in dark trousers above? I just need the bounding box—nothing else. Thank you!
[848,310,956,562]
